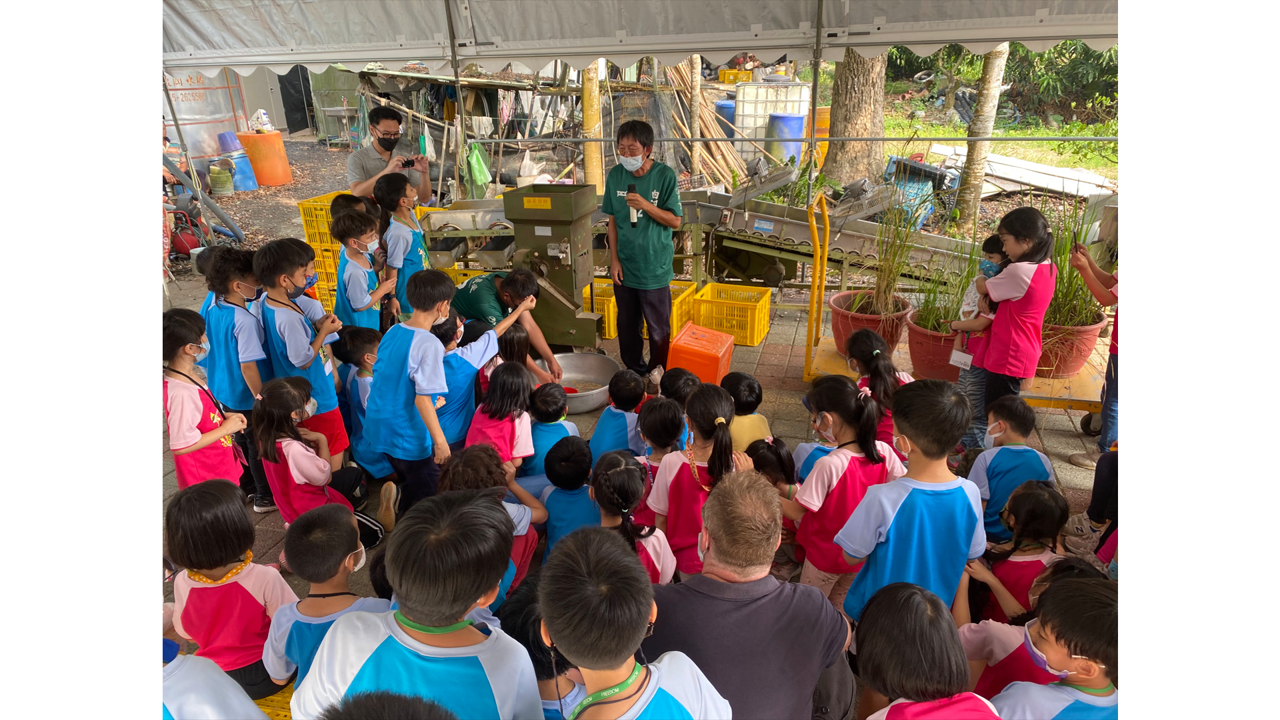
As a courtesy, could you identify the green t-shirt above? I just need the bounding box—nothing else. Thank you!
[450,272,509,326]
[601,161,683,290]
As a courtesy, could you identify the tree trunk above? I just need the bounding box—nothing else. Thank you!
[823,47,887,185]
[944,73,961,112]
[956,43,1010,230]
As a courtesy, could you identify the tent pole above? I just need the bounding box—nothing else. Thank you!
[444,0,471,198]
[805,0,823,208]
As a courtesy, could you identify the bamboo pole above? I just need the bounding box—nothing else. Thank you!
[689,55,702,175]
[583,58,604,193]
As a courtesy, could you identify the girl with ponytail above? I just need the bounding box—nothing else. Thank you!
[591,451,677,584]
[845,329,916,461]
[645,383,751,578]
[773,376,907,611]
[964,480,1068,624]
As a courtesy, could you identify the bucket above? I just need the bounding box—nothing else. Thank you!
[224,152,259,192]
[714,100,736,138]
[236,130,292,186]
[208,166,234,196]
[765,113,806,165]
[217,131,244,154]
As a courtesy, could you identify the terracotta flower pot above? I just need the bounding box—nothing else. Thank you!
[829,290,912,358]
[1036,315,1108,379]
[906,311,960,383]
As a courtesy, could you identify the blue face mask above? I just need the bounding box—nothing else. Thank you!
[980,259,1002,278]
[194,341,210,362]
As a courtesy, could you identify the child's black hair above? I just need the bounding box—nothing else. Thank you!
[479,362,534,422]
[386,489,514,627]
[856,583,970,703]
[720,371,763,416]
[194,243,218,276]
[281,237,317,263]
[205,246,257,295]
[892,379,970,459]
[591,451,656,553]
[317,690,459,720]
[1008,556,1107,626]
[406,269,456,315]
[331,209,379,245]
[608,369,645,412]
[253,376,312,463]
[969,480,1069,617]
[997,206,1055,265]
[252,238,313,289]
[745,437,795,486]
[499,268,540,304]
[329,192,371,217]
[1034,578,1118,685]
[330,326,382,366]
[538,527,653,670]
[283,504,360,584]
[497,323,530,367]
[367,546,393,600]
[845,329,902,415]
[439,444,508,493]
[685,383,736,488]
[545,435,592,491]
[659,367,700,407]
[981,233,1007,258]
[163,308,205,363]
[374,172,413,237]
[530,384,568,424]
[637,396,683,450]
[987,395,1036,438]
[495,576,577,682]
[164,480,255,572]
[805,375,883,464]
[429,309,463,349]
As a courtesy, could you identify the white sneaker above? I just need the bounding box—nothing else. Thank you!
[647,366,664,395]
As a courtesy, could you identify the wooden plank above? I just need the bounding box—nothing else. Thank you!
[930,144,1114,197]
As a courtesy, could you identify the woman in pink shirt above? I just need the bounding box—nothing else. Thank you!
[975,207,1058,409]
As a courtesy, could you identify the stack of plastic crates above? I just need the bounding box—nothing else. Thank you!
[443,266,488,286]
[692,283,772,346]
[582,279,618,339]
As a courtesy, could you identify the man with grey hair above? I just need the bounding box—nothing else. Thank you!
[642,470,854,720]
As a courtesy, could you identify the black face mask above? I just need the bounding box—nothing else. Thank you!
[286,278,307,300]
[377,136,399,152]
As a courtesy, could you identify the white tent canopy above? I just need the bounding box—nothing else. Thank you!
[163,0,1118,77]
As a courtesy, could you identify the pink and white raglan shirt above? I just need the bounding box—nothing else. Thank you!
[867,693,1000,719]
[636,527,678,584]
[172,562,299,673]
[983,549,1061,623]
[960,620,1061,700]
[979,260,1058,378]
[261,439,352,524]
[794,443,905,574]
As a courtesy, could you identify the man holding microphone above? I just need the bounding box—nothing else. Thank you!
[602,120,683,391]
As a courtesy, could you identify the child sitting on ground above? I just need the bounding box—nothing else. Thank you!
[950,235,1007,451]
[163,638,269,720]
[776,378,905,612]
[593,450,677,584]
[291,491,542,720]
[495,577,586,720]
[834,379,986,623]
[466,362,537,480]
[855,583,1001,719]
[746,437,803,581]
[845,329,915,462]
[659,367,699,450]
[516,384,580,499]
[332,210,397,330]
[440,444,547,592]
[167,480,297,700]
[539,436,598,558]
[589,368,647,463]
[480,323,530,396]
[331,328,396,497]
[538,527,730,719]
[631,396,683,527]
[966,480,1068,623]
[163,308,246,489]
[264,505,391,687]
[968,395,1055,542]
[254,239,349,472]
[991,579,1118,719]
[721,371,772,452]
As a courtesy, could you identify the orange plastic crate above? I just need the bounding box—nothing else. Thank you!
[668,322,735,384]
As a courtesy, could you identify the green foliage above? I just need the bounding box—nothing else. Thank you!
[886,46,934,79]
[1053,94,1118,164]
[757,156,842,209]
[934,44,984,86]
[913,232,980,333]
[796,61,835,106]
[864,199,933,316]
[1004,41,1119,111]
[1029,194,1105,328]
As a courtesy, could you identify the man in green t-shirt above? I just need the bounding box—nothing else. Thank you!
[601,120,684,387]
[450,267,562,383]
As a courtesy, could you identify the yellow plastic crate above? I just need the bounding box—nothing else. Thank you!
[643,280,697,339]
[444,266,488,286]
[582,279,618,339]
[692,283,772,346]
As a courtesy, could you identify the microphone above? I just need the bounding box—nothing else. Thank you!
[628,183,638,228]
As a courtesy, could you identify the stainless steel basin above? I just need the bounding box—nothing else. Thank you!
[534,352,621,415]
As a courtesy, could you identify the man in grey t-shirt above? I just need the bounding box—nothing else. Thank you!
[346,105,433,202]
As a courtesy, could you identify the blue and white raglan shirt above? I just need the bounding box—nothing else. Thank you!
[262,596,391,686]
[589,406,644,465]
[290,610,542,720]
[543,682,587,720]
[389,595,503,632]
[793,442,835,484]
[201,297,272,412]
[617,652,731,720]
[438,329,499,446]
[343,366,395,478]
[296,295,341,346]
[517,420,580,499]
[363,324,449,462]
[969,446,1056,542]
[256,299,341,414]
[835,477,986,622]
[993,682,1118,720]
[163,652,268,720]
[540,485,600,560]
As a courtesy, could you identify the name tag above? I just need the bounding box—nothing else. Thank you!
[324,359,334,376]
[949,350,973,370]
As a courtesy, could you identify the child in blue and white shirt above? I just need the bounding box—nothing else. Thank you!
[589,369,646,465]
[497,576,587,720]
[539,436,599,559]
[331,327,395,485]
[518,384,580,499]
[163,639,268,720]
[968,395,1055,542]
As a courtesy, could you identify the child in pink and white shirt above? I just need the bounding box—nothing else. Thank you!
[466,362,536,478]
[593,451,677,584]
[845,329,915,462]
[163,308,246,489]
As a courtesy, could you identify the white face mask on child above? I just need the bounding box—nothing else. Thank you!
[983,422,1004,450]
[350,543,366,573]
[295,398,318,423]
[812,413,836,443]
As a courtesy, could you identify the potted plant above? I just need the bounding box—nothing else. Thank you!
[829,201,923,356]
[906,243,978,382]
[1037,195,1107,378]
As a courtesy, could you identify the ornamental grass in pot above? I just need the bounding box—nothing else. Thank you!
[829,202,925,356]
[1037,194,1107,379]
[907,240,979,382]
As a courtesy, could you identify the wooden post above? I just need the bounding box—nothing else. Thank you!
[689,55,702,175]
[583,58,604,193]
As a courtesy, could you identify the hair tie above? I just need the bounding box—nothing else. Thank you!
[872,349,881,356]
[765,436,774,443]
[714,417,726,425]
[857,386,873,399]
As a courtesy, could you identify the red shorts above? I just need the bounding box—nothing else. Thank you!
[299,407,350,456]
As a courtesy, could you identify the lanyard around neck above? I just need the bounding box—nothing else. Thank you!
[395,611,473,634]
[165,367,224,414]
[568,661,645,720]
[1054,681,1116,696]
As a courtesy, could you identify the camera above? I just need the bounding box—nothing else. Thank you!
[401,158,416,169]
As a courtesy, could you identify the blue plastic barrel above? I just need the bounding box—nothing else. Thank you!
[765,113,806,164]
[217,131,244,154]
[714,100,736,138]
[223,152,259,192]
